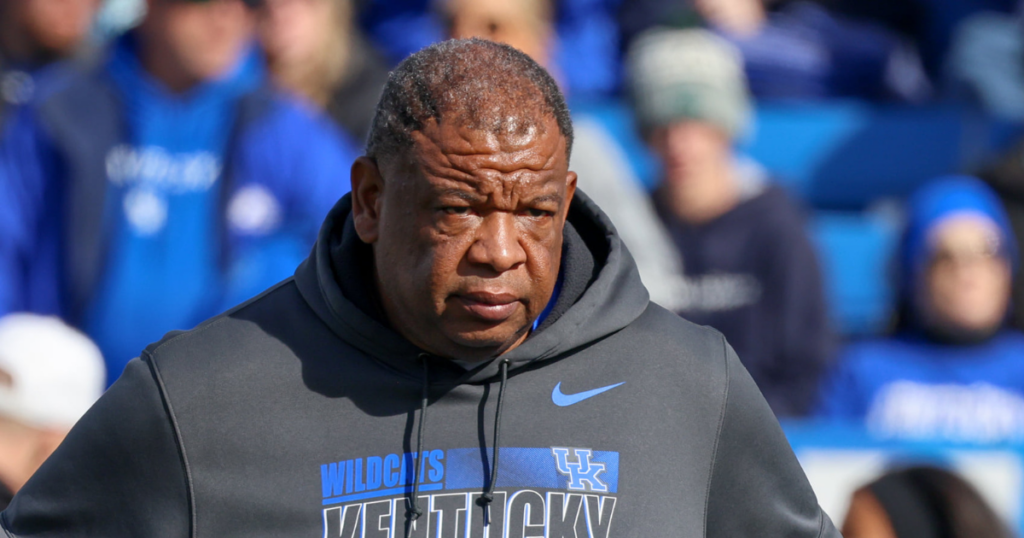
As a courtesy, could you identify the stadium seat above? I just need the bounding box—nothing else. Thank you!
[745,102,990,209]
[809,209,901,336]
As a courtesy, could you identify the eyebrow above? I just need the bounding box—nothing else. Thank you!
[434,188,487,203]
[525,193,563,206]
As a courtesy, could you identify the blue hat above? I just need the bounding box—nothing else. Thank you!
[899,175,1018,303]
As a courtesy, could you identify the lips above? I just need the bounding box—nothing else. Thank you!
[453,291,521,322]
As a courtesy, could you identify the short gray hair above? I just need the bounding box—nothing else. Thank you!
[366,38,574,163]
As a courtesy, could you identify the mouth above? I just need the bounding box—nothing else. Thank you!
[452,291,522,323]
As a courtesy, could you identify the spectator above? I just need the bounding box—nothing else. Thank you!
[0,0,101,119]
[362,0,623,98]
[843,466,1011,538]
[619,0,931,101]
[629,28,832,417]
[442,0,688,309]
[255,0,390,142]
[0,314,104,509]
[819,176,1024,443]
[0,0,358,387]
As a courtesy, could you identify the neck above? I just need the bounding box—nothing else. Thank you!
[269,30,349,108]
[663,159,739,225]
[135,30,209,94]
[0,423,43,494]
[0,14,45,66]
[712,1,767,37]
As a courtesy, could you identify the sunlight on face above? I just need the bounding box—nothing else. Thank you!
[357,117,576,361]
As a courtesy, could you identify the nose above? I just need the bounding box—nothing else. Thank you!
[466,212,528,274]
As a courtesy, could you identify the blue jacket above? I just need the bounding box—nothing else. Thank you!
[0,34,358,384]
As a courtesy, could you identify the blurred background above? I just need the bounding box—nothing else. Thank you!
[5,0,1024,535]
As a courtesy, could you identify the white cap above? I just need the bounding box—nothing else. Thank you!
[0,314,106,430]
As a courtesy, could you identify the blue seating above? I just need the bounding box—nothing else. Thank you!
[744,102,989,209]
[808,210,901,336]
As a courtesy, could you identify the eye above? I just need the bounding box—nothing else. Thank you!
[525,208,554,218]
[441,206,472,216]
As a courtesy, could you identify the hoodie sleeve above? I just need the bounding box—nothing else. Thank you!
[705,339,840,538]
[1,357,190,537]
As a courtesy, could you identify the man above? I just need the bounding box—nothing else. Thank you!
[1,39,838,537]
[0,0,358,386]
[0,314,105,510]
[629,28,833,417]
[0,0,100,121]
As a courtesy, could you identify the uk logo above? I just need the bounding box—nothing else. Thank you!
[551,447,609,492]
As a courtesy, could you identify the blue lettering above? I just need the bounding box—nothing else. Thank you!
[320,462,345,498]
[428,450,445,482]
[367,456,383,490]
[403,452,416,486]
[345,459,354,494]
[384,454,401,487]
[355,458,366,492]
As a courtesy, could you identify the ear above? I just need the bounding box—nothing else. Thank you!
[562,170,578,223]
[351,156,384,244]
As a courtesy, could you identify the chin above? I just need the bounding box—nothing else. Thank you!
[444,325,526,355]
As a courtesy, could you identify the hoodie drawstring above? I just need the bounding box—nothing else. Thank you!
[405,356,511,533]
[405,356,430,538]
[477,358,509,523]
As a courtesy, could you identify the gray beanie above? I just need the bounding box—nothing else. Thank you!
[627,28,752,139]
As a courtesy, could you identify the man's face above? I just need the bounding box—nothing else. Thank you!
[16,0,100,56]
[441,0,552,68]
[256,0,340,68]
[919,214,1012,336]
[143,0,252,81]
[352,116,577,361]
[649,120,730,187]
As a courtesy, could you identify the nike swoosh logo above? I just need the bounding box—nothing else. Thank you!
[551,381,625,407]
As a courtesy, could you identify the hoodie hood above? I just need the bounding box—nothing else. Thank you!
[294,190,651,385]
[899,176,1018,317]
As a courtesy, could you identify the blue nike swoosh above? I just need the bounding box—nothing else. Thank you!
[551,381,625,407]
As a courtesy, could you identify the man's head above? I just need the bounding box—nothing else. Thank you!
[352,39,576,362]
[0,314,104,493]
[0,0,100,64]
[901,176,1018,341]
[138,0,253,91]
[438,0,554,70]
[628,28,751,222]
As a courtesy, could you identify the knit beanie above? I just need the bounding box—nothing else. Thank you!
[627,28,752,139]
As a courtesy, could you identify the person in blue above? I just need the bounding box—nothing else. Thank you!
[0,0,358,387]
[819,176,1024,444]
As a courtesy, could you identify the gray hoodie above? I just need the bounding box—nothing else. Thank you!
[1,191,840,538]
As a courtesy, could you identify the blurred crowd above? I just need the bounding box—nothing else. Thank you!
[5,0,1024,531]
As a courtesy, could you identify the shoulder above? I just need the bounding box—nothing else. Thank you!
[622,303,732,378]
[143,279,316,381]
[992,330,1024,348]
[745,184,809,230]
